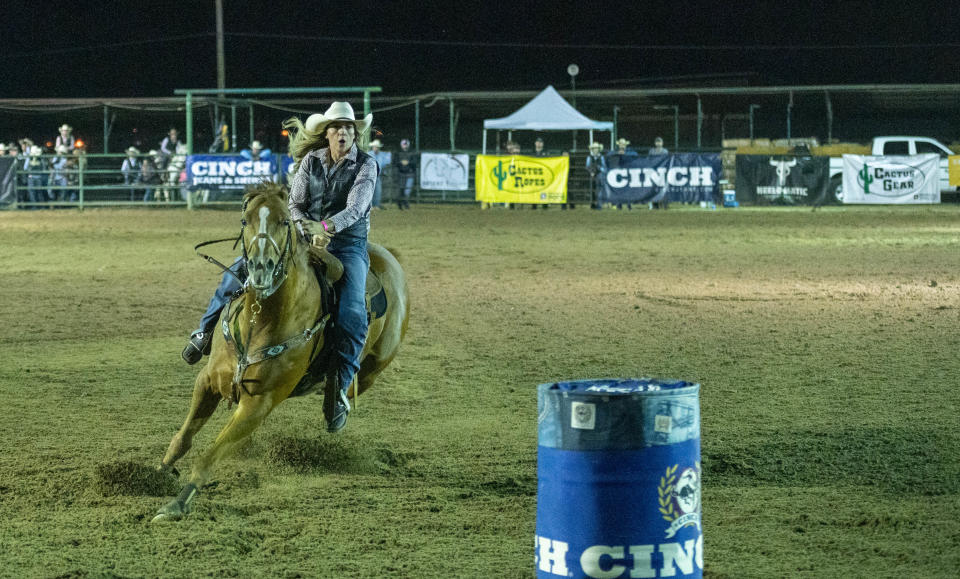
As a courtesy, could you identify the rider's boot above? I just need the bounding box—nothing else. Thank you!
[323,370,350,433]
[181,327,214,365]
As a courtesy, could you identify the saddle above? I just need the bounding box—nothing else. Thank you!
[308,247,388,322]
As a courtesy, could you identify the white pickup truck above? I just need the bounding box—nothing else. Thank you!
[827,136,956,201]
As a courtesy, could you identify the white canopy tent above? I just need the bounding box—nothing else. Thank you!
[482,85,614,153]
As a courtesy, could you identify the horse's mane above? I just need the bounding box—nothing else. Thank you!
[242,181,289,213]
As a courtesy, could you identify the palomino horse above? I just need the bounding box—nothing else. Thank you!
[152,182,409,521]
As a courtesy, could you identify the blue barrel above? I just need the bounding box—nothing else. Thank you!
[536,378,702,579]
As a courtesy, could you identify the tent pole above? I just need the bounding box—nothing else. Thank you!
[482,129,487,154]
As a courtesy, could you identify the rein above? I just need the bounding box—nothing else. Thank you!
[193,235,246,286]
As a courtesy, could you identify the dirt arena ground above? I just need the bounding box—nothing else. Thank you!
[1,204,958,577]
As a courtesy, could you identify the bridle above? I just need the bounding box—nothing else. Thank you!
[238,200,294,300]
[191,198,294,297]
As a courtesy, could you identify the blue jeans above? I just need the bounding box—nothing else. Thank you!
[397,175,413,208]
[195,239,369,392]
[372,177,383,208]
[326,237,370,390]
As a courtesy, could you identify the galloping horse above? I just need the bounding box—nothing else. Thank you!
[152,182,409,521]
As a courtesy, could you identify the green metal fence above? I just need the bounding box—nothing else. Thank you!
[7,150,610,210]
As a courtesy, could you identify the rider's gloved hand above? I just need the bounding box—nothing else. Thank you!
[301,219,335,248]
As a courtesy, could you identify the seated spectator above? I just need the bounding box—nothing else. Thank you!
[240,140,272,161]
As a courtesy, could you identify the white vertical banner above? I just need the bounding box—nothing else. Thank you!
[419,152,470,191]
[842,154,940,204]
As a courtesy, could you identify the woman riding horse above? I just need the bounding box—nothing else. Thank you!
[181,101,378,433]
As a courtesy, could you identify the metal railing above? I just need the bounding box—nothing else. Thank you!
[6,150,675,209]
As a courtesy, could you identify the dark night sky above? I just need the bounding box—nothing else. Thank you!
[2,0,958,99]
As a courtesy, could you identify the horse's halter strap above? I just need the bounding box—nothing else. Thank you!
[221,307,331,401]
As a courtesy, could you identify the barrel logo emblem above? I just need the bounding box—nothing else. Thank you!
[658,463,702,538]
[570,401,596,430]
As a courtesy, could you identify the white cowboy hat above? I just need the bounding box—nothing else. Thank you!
[368,139,383,148]
[615,137,630,147]
[304,102,372,136]
[30,145,43,156]
[0,144,6,152]
[250,140,263,150]
[55,144,70,154]
[59,124,73,132]
[589,141,603,150]
[126,146,140,155]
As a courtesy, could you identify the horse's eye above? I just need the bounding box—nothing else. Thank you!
[281,219,290,226]
[241,219,247,226]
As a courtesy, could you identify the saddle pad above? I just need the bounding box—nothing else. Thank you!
[365,272,387,320]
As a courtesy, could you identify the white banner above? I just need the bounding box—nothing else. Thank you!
[842,154,940,204]
[419,152,470,191]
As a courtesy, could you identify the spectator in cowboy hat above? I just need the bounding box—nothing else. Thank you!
[121,147,141,201]
[586,141,607,209]
[241,139,272,162]
[55,124,75,151]
[613,137,636,210]
[48,145,70,202]
[395,138,416,210]
[367,138,390,210]
[25,145,47,208]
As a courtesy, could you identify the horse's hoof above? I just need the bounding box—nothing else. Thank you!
[149,482,198,523]
[157,464,180,479]
[151,499,186,523]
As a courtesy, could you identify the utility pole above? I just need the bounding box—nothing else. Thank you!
[216,0,225,96]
